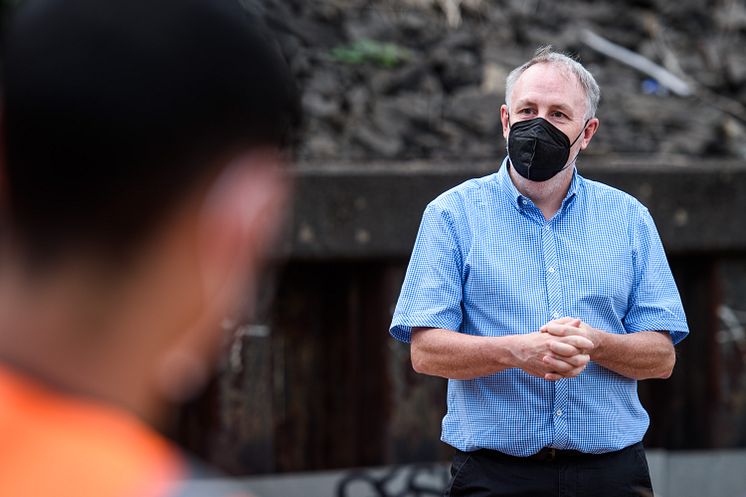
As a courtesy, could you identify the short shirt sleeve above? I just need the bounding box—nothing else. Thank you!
[389,202,465,343]
[623,206,689,344]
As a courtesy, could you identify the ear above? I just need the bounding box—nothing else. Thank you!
[500,104,511,140]
[196,148,289,321]
[579,117,600,150]
[154,148,289,403]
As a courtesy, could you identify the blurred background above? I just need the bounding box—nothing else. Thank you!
[179,0,746,489]
[4,0,746,495]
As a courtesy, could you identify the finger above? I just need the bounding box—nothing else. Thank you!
[553,317,577,325]
[565,353,590,367]
[540,317,580,333]
[542,355,577,372]
[548,340,583,357]
[542,322,582,335]
[562,365,588,378]
[545,353,589,369]
[541,323,583,337]
[557,335,594,351]
[546,363,588,381]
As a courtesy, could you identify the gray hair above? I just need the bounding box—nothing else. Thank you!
[505,46,600,120]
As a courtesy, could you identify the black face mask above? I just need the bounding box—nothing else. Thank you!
[507,117,587,182]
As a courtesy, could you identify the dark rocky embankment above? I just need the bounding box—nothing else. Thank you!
[250,0,746,163]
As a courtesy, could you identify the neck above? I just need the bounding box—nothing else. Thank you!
[508,163,574,220]
[0,261,165,425]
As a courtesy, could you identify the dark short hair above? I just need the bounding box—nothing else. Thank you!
[1,0,300,264]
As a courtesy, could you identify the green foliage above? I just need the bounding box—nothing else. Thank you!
[330,39,411,68]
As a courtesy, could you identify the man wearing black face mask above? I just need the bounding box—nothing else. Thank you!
[390,46,689,497]
[506,116,589,182]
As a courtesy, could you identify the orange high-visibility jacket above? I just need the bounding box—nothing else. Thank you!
[0,366,186,497]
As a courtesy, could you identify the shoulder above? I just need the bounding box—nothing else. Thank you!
[577,176,658,249]
[427,173,497,214]
[0,370,184,497]
[579,175,649,218]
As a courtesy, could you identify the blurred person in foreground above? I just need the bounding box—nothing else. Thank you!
[0,0,298,496]
[390,46,689,497]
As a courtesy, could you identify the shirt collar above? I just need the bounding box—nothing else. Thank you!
[497,156,581,211]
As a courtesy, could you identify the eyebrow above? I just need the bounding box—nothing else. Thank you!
[513,99,575,116]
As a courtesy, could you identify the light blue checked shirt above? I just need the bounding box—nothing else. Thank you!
[390,158,689,457]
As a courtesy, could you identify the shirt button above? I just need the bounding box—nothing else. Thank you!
[552,311,560,319]
[544,224,551,230]
[521,199,528,205]
[556,409,563,417]
[548,267,556,273]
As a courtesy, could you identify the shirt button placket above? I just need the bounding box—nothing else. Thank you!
[541,221,569,448]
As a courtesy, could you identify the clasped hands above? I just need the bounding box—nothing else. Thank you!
[515,317,600,381]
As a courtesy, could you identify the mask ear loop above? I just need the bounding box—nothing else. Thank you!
[562,118,591,171]
[569,118,591,147]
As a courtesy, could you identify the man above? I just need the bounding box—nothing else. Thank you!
[0,1,298,496]
[390,47,689,497]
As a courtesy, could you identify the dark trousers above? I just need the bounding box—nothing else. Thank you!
[445,442,653,497]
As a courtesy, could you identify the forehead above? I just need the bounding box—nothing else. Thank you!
[510,62,587,113]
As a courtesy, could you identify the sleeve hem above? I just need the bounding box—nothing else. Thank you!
[389,315,462,344]
[624,324,689,345]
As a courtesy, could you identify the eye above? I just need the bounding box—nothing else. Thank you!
[518,108,534,115]
[550,111,568,119]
